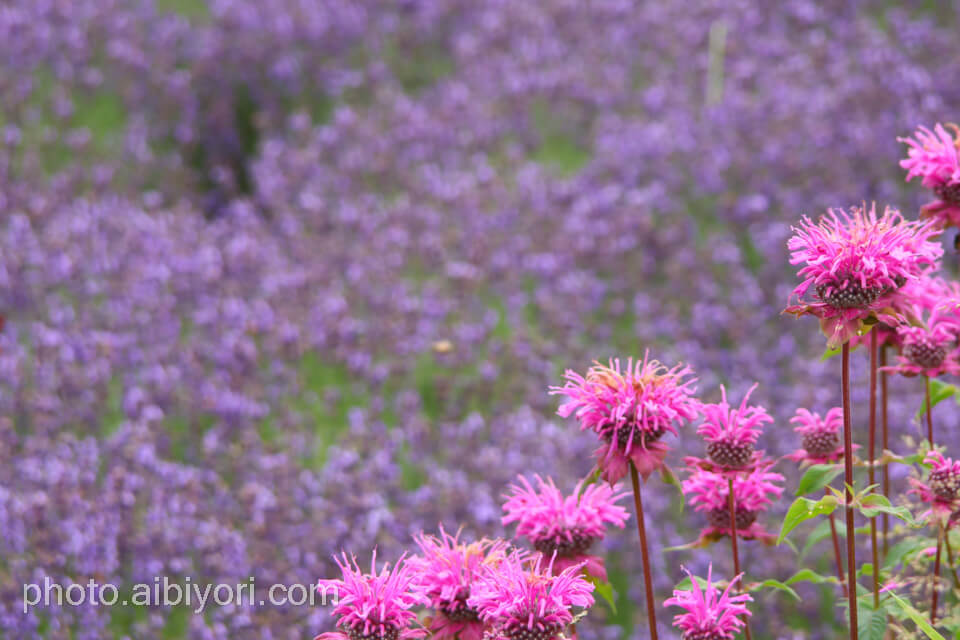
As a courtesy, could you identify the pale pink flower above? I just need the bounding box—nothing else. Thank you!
[787,407,846,465]
[316,552,427,640]
[909,451,960,525]
[682,462,784,544]
[468,551,594,640]
[695,384,771,471]
[785,204,943,348]
[899,123,960,228]
[551,354,700,483]
[409,529,509,640]
[664,565,752,640]
[501,475,629,581]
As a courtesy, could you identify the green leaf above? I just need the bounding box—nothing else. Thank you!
[858,605,888,640]
[748,579,800,601]
[796,464,843,495]
[587,576,617,614]
[821,346,842,361]
[915,380,960,420]
[674,575,710,591]
[784,569,839,586]
[857,495,918,526]
[858,563,874,577]
[885,592,947,639]
[778,495,838,544]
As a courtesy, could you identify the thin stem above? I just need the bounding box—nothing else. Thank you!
[728,477,752,640]
[945,530,960,591]
[868,330,879,608]
[629,463,659,640]
[826,487,847,596]
[880,346,890,557]
[925,377,934,446]
[931,523,943,625]
[841,344,859,640]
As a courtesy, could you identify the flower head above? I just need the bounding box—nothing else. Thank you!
[787,407,846,464]
[468,551,594,640]
[409,529,509,640]
[316,552,426,640]
[899,123,960,228]
[501,475,628,581]
[785,203,943,348]
[910,451,960,525]
[889,322,960,378]
[682,462,784,543]
[664,565,752,640]
[551,354,700,483]
[696,384,771,470]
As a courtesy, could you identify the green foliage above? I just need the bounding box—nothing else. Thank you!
[856,494,918,526]
[778,494,839,544]
[796,464,843,495]
[886,592,947,639]
[587,576,617,614]
[916,379,960,419]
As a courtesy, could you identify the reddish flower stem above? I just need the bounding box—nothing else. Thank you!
[868,330,879,608]
[880,346,889,557]
[826,487,847,596]
[925,377,934,446]
[841,344,859,640]
[629,463,659,640]
[945,532,960,591]
[728,477,752,640]
[931,523,943,625]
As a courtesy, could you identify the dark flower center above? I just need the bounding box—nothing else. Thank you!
[816,280,882,310]
[505,623,562,640]
[802,431,840,457]
[707,505,758,531]
[706,441,754,469]
[533,529,595,558]
[903,342,947,370]
[607,422,666,449]
[935,182,960,206]
[347,626,399,640]
[440,597,481,623]
[929,468,960,501]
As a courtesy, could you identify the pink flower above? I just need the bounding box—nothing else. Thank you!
[664,565,752,640]
[887,322,960,378]
[501,475,629,581]
[409,529,509,640]
[682,462,784,543]
[899,123,960,228]
[695,384,771,471]
[316,552,427,640]
[787,407,846,465]
[551,354,701,483]
[910,451,960,525]
[785,203,943,348]
[468,551,594,640]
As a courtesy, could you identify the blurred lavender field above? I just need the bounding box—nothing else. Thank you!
[2,1,960,638]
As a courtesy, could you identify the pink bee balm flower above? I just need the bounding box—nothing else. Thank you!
[316,552,427,640]
[696,384,771,470]
[501,475,629,581]
[664,565,752,640]
[785,203,943,348]
[899,123,960,228]
[468,551,594,640]
[787,407,846,464]
[888,322,960,378]
[551,354,701,483]
[682,462,784,544]
[409,529,509,640]
[909,451,960,524]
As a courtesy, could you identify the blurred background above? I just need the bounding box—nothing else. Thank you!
[1,0,959,638]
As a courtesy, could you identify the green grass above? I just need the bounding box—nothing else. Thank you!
[529,99,592,177]
[154,0,210,21]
